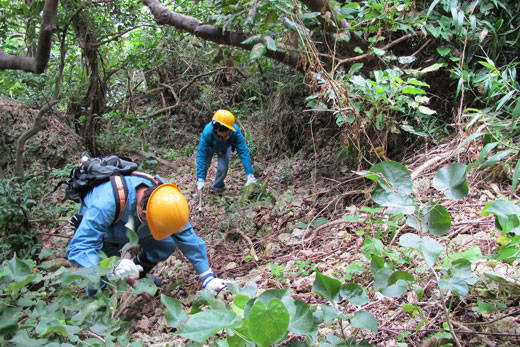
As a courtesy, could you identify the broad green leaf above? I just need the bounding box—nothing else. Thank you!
[227,281,257,297]
[418,106,437,115]
[372,47,385,56]
[402,86,426,94]
[10,330,48,346]
[497,245,520,261]
[36,318,81,340]
[349,63,364,74]
[264,36,277,51]
[433,163,468,199]
[407,203,451,236]
[121,229,139,252]
[248,299,289,347]
[71,300,106,326]
[438,277,468,298]
[179,310,241,343]
[436,46,451,56]
[350,311,378,332]
[407,79,429,87]
[399,233,444,268]
[7,255,32,281]
[371,187,415,214]
[428,204,451,236]
[226,321,249,346]
[241,34,262,45]
[374,268,408,298]
[320,304,348,323]
[161,295,188,328]
[0,307,20,332]
[370,255,385,275]
[250,43,266,60]
[131,278,158,296]
[288,299,314,334]
[482,200,520,235]
[369,161,412,195]
[388,271,415,285]
[232,294,250,318]
[450,259,476,285]
[312,271,341,305]
[254,288,295,317]
[472,299,498,313]
[340,283,369,306]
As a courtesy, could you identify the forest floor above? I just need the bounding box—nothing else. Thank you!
[38,131,520,346]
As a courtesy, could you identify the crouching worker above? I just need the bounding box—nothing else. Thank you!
[67,175,227,296]
[196,109,257,194]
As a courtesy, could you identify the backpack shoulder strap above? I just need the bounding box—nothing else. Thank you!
[110,175,128,224]
[108,171,160,225]
[131,171,160,185]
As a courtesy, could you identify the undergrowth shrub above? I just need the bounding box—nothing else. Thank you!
[0,176,45,260]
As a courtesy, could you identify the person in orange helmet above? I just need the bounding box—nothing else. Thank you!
[67,175,228,296]
[196,109,256,193]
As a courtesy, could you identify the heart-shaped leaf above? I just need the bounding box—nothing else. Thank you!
[433,163,468,199]
[248,299,290,347]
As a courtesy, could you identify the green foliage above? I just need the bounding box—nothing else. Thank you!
[0,176,46,259]
[162,272,375,346]
[359,160,480,340]
[0,253,156,345]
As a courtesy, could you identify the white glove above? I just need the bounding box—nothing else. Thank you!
[114,259,143,278]
[201,272,229,295]
[245,174,257,186]
[196,178,205,191]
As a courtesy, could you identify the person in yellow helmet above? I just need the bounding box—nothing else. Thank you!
[196,109,256,193]
[67,174,228,296]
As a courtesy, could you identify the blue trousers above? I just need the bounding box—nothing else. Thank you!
[206,146,231,192]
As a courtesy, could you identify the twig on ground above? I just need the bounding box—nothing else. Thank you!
[232,228,259,261]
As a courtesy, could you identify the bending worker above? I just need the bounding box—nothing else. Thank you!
[67,174,227,296]
[196,109,256,193]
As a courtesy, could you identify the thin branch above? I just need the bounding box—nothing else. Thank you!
[15,100,59,178]
[150,67,227,117]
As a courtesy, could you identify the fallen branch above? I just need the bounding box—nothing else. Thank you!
[230,229,258,261]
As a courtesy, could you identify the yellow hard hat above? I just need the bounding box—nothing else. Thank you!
[146,184,189,240]
[212,109,236,132]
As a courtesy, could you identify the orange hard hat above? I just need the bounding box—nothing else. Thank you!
[212,109,236,131]
[146,184,189,240]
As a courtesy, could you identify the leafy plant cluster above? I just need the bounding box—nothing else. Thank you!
[0,250,157,346]
[162,272,376,346]
[0,175,46,260]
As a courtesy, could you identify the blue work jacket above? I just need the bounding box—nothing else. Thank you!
[196,122,253,180]
[67,175,209,275]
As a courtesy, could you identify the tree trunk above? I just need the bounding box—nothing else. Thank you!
[63,0,107,155]
[0,0,58,73]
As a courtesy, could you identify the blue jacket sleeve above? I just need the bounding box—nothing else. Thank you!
[171,222,210,275]
[67,184,116,268]
[233,125,254,175]
[196,123,214,180]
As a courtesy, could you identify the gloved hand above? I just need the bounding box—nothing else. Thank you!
[245,174,257,186]
[114,259,143,278]
[196,178,205,191]
[201,272,229,295]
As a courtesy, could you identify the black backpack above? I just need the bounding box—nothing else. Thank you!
[56,154,158,226]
